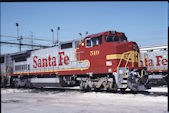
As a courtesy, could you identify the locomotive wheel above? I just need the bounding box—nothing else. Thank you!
[85,86,91,92]
[107,89,118,93]
[81,86,91,92]
[130,89,138,94]
[80,82,91,92]
[94,88,101,92]
[120,88,126,94]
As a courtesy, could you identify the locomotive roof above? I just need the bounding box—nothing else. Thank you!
[59,38,83,44]
[140,45,168,51]
[85,31,121,38]
[1,31,123,57]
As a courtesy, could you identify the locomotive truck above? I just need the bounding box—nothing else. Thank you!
[1,31,150,92]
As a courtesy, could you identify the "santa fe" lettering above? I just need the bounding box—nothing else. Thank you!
[33,51,69,68]
[140,55,168,67]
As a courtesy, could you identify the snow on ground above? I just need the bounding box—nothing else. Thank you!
[1,87,168,113]
[146,86,168,92]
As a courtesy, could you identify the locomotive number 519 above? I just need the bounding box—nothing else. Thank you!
[90,50,100,56]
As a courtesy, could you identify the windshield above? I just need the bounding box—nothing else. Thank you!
[120,35,127,42]
[105,35,120,42]
[105,35,127,42]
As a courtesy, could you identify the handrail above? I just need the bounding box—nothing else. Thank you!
[116,52,132,83]
[116,54,125,82]
[125,53,132,68]
[117,54,124,69]
[124,52,132,75]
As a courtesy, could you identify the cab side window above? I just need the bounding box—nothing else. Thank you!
[86,36,102,48]
[98,36,102,44]
[92,38,98,46]
[86,38,92,48]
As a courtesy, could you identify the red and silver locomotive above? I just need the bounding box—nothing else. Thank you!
[7,31,150,92]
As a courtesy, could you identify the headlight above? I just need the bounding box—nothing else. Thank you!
[119,70,123,74]
[106,61,112,66]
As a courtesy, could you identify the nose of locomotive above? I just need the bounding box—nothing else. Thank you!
[128,42,139,52]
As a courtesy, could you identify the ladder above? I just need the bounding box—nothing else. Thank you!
[114,52,133,89]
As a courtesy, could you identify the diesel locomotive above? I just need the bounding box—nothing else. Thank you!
[2,31,151,92]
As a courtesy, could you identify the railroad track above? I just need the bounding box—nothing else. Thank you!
[5,87,167,97]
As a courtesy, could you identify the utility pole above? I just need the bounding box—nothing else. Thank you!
[51,29,54,46]
[16,23,19,38]
[31,32,34,50]
[19,35,23,52]
[56,26,60,46]
[16,23,22,52]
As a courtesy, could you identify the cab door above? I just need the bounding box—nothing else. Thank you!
[84,36,105,73]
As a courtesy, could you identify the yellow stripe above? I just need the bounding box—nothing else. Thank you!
[121,82,127,84]
[106,54,122,60]
[74,48,90,68]
[119,87,127,88]
[13,66,89,74]
[138,53,140,67]
[123,76,128,78]
[106,51,138,63]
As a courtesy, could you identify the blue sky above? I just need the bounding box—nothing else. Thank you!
[1,2,168,54]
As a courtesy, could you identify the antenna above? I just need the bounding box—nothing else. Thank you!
[86,31,88,36]
[79,33,82,38]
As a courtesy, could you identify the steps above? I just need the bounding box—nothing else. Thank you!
[113,67,129,89]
